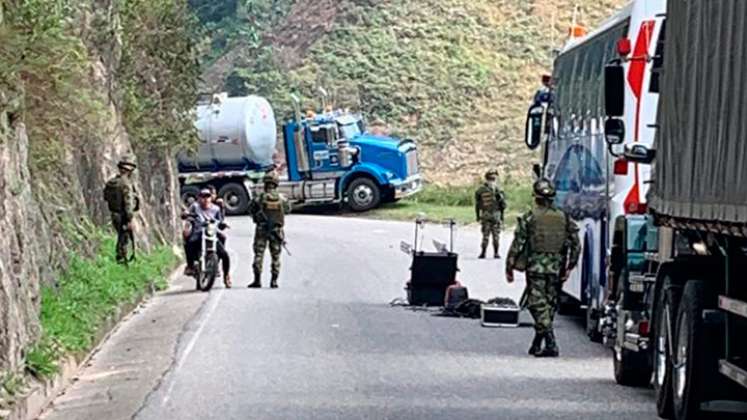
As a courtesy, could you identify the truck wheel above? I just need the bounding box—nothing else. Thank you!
[347,178,381,212]
[672,280,720,420]
[181,185,201,207]
[654,275,680,419]
[219,183,250,215]
[614,347,650,387]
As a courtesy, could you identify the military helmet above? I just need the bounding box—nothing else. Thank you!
[533,178,556,198]
[117,155,137,171]
[485,169,499,180]
[263,172,279,186]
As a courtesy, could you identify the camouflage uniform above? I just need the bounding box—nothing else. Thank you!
[104,157,139,264]
[475,170,506,258]
[506,179,580,357]
[248,173,290,289]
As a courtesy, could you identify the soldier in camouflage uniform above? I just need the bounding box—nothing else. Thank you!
[104,156,140,264]
[505,179,580,357]
[475,169,507,259]
[247,172,291,289]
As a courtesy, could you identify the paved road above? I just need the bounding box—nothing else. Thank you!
[41,215,657,420]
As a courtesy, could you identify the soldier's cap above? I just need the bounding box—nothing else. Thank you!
[533,178,556,198]
[198,188,212,198]
[485,169,499,179]
[117,156,137,170]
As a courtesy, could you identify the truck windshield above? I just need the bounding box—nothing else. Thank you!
[339,123,361,140]
[627,217,658,252]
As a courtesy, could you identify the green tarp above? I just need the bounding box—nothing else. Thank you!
[649,0,747,224]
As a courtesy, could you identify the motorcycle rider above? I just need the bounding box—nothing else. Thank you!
[183,189,232,288]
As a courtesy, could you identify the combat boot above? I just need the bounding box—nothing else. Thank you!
[528,333,543,355]
[535,332,559,358]
[478,247,487,259]
[270,274,278,289]
[493,245,500,259]
[247,272,262,288]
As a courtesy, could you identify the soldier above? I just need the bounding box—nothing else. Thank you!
[474,169,507,259]
[505,179,580,357]
[103,156,140,265]
[248,172,291,289]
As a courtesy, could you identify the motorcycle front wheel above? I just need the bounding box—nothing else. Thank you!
[198,253,219,291]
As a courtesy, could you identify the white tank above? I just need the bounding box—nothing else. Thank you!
[180,95,276,171]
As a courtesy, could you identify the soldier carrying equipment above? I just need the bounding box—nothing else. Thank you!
[248,172,291,289]
[474,169,507,259]
[505,178,580,357]
[103,155,140,265]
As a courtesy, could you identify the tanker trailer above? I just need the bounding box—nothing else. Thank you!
[177,94,277,215]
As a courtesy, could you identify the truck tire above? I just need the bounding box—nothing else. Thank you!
[654,275,681,419]
[347,178,381,212]
[672,280,721,420]
[614,347,651,387]
[181,185,201,207]
[219,183,250,215]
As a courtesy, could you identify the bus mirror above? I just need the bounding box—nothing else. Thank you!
[605,118,625,145]
[605,64,625,117]
[524,104,545,150]
[624,144,656,164]
[532,163,542,180]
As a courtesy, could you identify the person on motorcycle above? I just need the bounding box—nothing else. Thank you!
[183,189,232,288]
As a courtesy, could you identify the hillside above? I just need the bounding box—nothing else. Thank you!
[196,0,627,184]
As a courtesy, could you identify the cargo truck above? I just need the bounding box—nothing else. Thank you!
[603,1,747,418]
[177,93,422,215]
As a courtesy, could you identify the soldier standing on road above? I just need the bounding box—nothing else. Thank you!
[248,172,291,289]
[505,179,580,357]
[103,156,140,265]
[475,169,507,259]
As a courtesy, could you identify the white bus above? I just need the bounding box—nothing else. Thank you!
[525,0,666,342]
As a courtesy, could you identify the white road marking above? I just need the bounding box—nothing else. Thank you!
[162,288,224,405]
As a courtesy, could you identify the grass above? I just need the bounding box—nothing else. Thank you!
[365,181,533,226]
[24,237,178,379]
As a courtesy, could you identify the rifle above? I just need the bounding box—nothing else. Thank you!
[254,208,292,256]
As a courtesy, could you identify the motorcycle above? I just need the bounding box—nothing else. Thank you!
[183,214,227,292]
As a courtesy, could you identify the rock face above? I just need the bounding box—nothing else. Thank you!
[0,2,183,376]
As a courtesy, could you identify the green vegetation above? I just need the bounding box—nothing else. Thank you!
[199,0,626,183]
[24,236,178,378]
[366,182,533,226]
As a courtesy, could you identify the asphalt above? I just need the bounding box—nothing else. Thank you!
[40,215,658,420]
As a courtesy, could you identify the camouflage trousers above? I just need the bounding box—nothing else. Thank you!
[525,273,560,335]
[252,227,283,277]
[111,213,131,263]
[480,219,502,250]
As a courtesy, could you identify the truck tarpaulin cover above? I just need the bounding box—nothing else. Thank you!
[649,0,747,224]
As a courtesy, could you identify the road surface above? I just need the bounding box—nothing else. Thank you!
[41,215,657,420]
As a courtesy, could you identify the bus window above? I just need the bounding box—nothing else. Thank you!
[649,21,666,93]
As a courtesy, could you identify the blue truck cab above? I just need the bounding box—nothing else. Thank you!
[282,110,422,211]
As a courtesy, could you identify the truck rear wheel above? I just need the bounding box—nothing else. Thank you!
[347,178,381,212]
[181,185,201,207]
[654,275,680,419]
[672,280,722,420]
[219,183,250,215]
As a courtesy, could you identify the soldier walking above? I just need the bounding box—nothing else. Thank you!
[475,169,507,259]
[103,156,140,265]
[505,179,580,357]
[248,172,290,289]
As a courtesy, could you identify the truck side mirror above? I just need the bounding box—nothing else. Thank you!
[605,64,625,117]
[524,104,545,150]
[604,118,625,145]
[624,144,656,164]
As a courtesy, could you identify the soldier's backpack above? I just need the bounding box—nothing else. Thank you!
[103,177,124,213]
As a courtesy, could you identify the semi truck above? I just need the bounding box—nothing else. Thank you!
[602,1,747,419]
[177,93,422,215]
